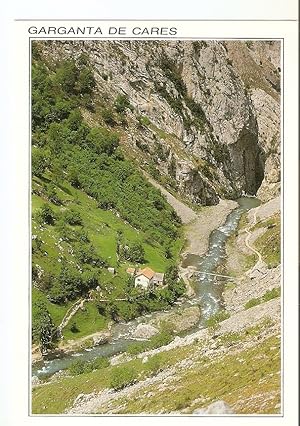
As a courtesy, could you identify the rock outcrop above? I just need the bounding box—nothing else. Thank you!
[193,400,234,414]
[150,305,201,333]
[36,40,280,205]
[132,324,159,340]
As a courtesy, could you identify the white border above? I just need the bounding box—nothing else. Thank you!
[1,17,298,426]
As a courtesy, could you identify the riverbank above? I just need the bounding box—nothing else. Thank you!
[182,199,238,258]
[32,196,281,414]
[32,328,112,365]
[32,297,280,415]
[222,196,281,313]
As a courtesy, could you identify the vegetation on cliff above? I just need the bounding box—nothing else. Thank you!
[31,48,185,349]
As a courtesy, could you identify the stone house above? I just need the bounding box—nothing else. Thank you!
[126,267,164,290]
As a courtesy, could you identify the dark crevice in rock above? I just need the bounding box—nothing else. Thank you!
[228,127,265,196]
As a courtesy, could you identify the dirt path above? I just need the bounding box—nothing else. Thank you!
[58,298,87,333]
[145,174,198,224]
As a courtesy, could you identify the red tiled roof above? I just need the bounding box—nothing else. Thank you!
[136,267,155,280]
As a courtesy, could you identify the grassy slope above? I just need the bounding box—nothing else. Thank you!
[254,214,280,268]
[32,175,183,339]
[114,336,280,415]
[32,322,280,414]
[225,211,280,277]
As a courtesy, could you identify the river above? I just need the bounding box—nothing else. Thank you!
[32,196,260,378]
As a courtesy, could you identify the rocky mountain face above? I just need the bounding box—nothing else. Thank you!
[37,40,280,205]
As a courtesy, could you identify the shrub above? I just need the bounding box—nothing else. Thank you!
[262,287,281,302]
[126,341,149,355]
[70,322,79,333]
[68,359,87,375]
[68,356,109,376]
[205,310,230,329]
[102,108,116,126]
[146,354,164,376]
[137,115,151,127]
[245,287,281,309]
[149,330,173,349]
[32,148,49,177]
[109,366,137,390]
[89,356,110,371]
[36,203,56,225]
[114,94,132,114]
[245,298,261,310]
[45,183,62,205]
[63,209,83,226]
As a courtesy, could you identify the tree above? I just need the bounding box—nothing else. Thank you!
[76,67,96,94]
[114,94,132,114]
[86,127,119,155]
[32,301,56,353]
[74,242,105,267]
[109,366,137,390]
[36,203,56,225]
[55,60,78,94]
[47,123,67,154]
[66,109,83,131]
[164,265,179,286]
[63,208,83,226]
[32,148,49,177]
[127,242,145,263]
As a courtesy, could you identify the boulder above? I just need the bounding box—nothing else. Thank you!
[142,356,149,364]
[193,400,234,414]
[92,332,110,346]
[132,324,159,339]
[31,375,40,386]
[151,306,201,333]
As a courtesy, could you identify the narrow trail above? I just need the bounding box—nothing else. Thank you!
[143,172,198,224]
[244,208,263,262]
[58,297,128,333]
[58,299,87,333]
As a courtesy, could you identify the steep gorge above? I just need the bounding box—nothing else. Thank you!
[36,40,280,205]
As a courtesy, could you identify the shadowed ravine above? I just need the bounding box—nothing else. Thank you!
[32,196,260,379]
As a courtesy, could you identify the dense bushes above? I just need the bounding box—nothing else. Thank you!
[31,48,184,331]
[109,366,137,390]
[32,54,180,247]
[68,356,109,375]
[126,330,174,355]
[32,301,57,351]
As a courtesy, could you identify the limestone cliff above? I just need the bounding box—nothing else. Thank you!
[36,40,280,205]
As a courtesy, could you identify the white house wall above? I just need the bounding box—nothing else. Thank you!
[135,275,150,290]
